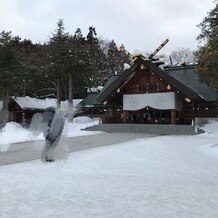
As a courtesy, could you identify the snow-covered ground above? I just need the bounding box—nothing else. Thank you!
[0,116,102,147]
[0,122,218,217]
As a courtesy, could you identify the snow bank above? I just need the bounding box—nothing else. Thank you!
[200,120,218,135]
[0,117,101,150]
[68,117,101,137]
[198,120,218,157]
[0,122,40,148]
[73,116,94,124]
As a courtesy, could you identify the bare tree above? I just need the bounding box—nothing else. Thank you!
[170,48,195,65]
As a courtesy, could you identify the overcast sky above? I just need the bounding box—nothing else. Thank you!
[0,0,215,54]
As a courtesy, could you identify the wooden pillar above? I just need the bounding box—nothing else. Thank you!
[123,110,129,123]
[171,109,176,124]
[22,112,25,125]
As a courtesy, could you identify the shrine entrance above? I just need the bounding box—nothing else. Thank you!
[122,92,182,124]
[128,108,172,124]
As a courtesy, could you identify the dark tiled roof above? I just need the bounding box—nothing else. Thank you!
[145,61,205,102]
[165,66,218,101]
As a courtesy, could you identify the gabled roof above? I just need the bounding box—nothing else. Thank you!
[96,62,138,103]
[96,57,209,103]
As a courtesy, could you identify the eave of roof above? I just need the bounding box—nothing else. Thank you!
[77,94,101,108]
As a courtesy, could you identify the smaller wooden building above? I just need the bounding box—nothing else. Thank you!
[8,97,82,125]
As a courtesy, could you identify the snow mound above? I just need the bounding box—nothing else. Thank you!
[201,120,218,135]
[73,116,94,124]
[0,118,102,149]
[68,119,101,137]
[0,122,38,147]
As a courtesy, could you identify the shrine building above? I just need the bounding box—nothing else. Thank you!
[78,55,218,124]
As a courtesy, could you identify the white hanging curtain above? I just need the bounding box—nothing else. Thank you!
[123,92,183,111]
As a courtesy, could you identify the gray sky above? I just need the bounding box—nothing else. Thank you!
[0,0,215,54]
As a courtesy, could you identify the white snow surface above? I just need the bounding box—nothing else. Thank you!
[68,117,101,137]
[200,119,218,135]
[73,116,94,124]
[0,132,218,217]
[0,117,101,148]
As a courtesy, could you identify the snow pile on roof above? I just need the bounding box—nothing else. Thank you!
[13,96,55,110]
[124,63,130,70]
[87,87,103,93]
[13,97,82,111]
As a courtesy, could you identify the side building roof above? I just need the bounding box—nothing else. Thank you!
[76,94,100,108]
[77,75,121,108]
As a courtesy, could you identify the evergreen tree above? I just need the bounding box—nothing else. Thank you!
[15,39,44,97]
[195,2,218,91]
[0,31,21,110]
[87,27,98,44]
[68,27,91,97]
[85,27,106,87]
[45,19,71,108]
[107,40,131,73]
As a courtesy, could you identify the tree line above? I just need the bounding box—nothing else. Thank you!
[0,19,131,111]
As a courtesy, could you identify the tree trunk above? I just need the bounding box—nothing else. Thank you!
[0,89,9,128]
[2,89,9,111]
[57,78,61,109]
[68,73,74,122]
